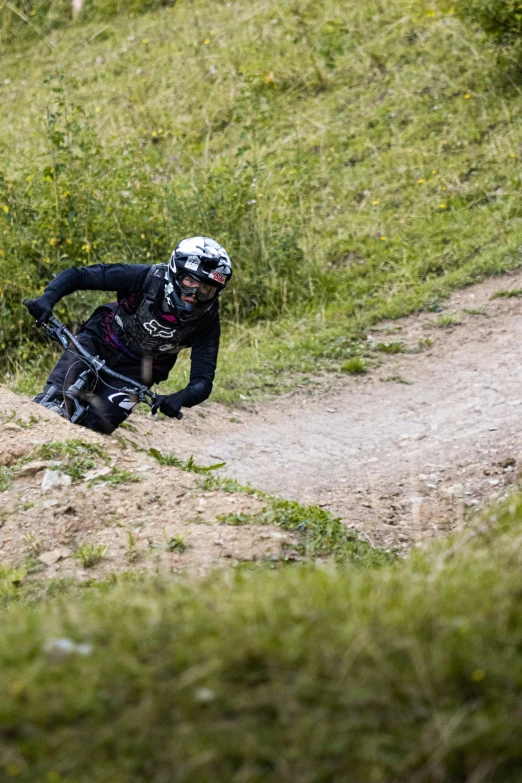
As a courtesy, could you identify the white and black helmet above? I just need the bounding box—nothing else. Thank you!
[165,236,232,321]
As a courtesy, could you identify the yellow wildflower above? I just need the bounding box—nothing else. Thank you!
[464,93,470,99]
[372,200,379,205]
[142,38,149,44]
[49,237,58,246]
[417,179,425,184]
[432,169,437,174]
[204,39,211,45]
[510,153,516,158]
[1,205,8,213]
[380,236,386,241]
[440,203,446,209]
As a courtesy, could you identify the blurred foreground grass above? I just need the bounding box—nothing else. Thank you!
[1,494,522,781]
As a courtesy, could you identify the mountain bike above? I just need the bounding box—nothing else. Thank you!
[22,299,182,426]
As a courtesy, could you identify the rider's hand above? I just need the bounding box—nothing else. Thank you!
[151,392,184,420]
[24,296,54,327]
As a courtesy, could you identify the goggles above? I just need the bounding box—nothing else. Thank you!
[178,274,218,302]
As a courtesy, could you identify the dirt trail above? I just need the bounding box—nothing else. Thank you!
[141,270,522,552]
[2,271,522,577]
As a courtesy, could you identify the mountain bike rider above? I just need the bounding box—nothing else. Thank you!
[24,236,232,435]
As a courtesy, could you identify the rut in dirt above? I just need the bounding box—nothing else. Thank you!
[142,271,522,552]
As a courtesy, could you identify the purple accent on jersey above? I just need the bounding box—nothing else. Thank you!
[101,307,141,361]
[161,312,177,323]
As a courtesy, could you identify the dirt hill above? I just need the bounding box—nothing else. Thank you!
[0,389,295,580]
[2,270,522,579]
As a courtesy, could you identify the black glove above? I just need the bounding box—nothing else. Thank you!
[24,296,54,327]
[151,392,184,420]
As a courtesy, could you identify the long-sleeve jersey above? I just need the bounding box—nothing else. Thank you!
[42,263,221,408]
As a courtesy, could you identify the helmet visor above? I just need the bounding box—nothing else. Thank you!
[179,274,218,302]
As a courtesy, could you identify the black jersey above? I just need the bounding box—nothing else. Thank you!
[42,262,221,408]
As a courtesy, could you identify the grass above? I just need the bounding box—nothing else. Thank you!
[0,465,13,492]
[340,356,367,374]
[381,374,414,384]
[148,447,225,474]
[0,564,25,599]
[95,467,140,485]
[491,288,522,299]
[218,496,392,565]
[1,0,522,401]
[29,439,109,481]
[375,340,406,354]
[0,410,40,428]
[73,542,107,568]
[436,313,462,327]
[165,534,186,553]
[2,496,522,780]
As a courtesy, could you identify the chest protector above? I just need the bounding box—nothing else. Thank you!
[112,264,196,357]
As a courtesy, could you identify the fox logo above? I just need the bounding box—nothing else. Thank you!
[143,319,176,339]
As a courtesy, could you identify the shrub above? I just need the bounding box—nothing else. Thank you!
[0,76,318,360]
[450,0,522,42]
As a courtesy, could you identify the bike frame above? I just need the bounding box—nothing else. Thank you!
[32,311,161,425]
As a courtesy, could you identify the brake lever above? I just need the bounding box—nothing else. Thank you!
[43,322,68,350]
[145,392,184,420]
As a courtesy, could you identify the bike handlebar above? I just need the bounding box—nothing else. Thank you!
[22,299,183,419]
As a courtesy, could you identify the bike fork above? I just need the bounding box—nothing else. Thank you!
[63,370,92,424]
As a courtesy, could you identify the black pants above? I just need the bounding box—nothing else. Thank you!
[34,327,152,435]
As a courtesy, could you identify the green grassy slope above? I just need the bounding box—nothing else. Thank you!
[2,497,522,781]
[1,0,521,401]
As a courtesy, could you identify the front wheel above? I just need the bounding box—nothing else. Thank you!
[38,399,70,421]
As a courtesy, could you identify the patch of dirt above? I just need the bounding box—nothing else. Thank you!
[0,389,296,579]
[135,270,522,553]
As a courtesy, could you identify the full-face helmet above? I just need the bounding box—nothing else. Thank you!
[165,236,232,321]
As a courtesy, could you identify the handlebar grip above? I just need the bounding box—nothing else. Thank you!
[22,298,30,307]
[174,411,184,421]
